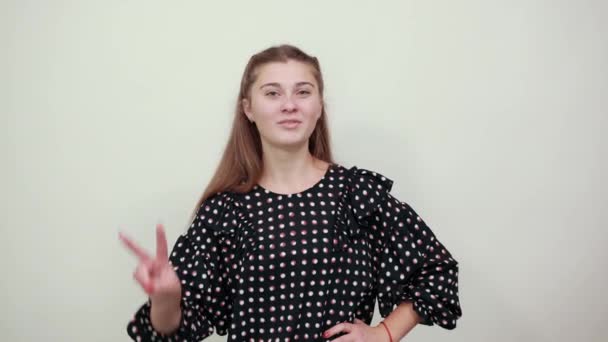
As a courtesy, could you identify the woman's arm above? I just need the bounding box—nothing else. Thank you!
[125,193,240,341]
[379,301,423,341]
[372,193,462,333]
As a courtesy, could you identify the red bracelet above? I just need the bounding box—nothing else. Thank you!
[379,321,394,342]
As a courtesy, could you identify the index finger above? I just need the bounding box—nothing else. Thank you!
[156,223,168,260]
[119,231,152,261]
[323,322,353,339]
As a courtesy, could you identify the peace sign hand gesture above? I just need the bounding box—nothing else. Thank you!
[119,224,182,306]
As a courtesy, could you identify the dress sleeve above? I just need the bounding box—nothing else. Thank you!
[126,192,240,341]
[375,193,462,329]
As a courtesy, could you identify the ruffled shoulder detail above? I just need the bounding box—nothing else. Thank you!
[346,166,394,223]
[332,165,394,251]
[192,191,256,266]
[191,191,249,257]
[193,191,243,236]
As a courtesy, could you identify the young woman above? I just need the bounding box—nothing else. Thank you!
[119,44,462,341]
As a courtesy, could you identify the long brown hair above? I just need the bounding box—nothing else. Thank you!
[189,44,335,222]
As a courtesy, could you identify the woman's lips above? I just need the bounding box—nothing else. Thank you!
[278,120,301,129]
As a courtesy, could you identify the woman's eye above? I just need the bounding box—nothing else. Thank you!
[265,90,310,97]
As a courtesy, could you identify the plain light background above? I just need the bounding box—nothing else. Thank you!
[2,0,607,341]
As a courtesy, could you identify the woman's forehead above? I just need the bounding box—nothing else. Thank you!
[254,60,316,86]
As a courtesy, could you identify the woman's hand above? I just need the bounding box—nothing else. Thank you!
[323,318,389,341]
[119,224,182,307]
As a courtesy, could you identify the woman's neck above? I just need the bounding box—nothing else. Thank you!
[258,146,328,194]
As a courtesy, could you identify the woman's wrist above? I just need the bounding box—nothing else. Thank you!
[150,297,182,335]
[151,294,181,311]
[378,321,394,342]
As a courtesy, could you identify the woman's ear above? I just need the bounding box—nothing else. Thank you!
[317,99,325,120]
[242,98,253,122]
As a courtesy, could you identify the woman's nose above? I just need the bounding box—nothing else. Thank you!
[281,96,297,112]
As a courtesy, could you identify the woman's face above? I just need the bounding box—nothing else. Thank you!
[243,60,323,150]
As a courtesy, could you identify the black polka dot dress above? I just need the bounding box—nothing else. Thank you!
[127,163,462,341]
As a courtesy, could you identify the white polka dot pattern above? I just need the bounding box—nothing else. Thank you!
[126,164,462,341]
[372,194,462,329]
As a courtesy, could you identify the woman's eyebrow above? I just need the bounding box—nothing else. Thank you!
[260,82,315,89]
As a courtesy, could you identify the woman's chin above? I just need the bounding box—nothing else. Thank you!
[270,136,309,150]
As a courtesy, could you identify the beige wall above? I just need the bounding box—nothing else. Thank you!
[2,0,607,341]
